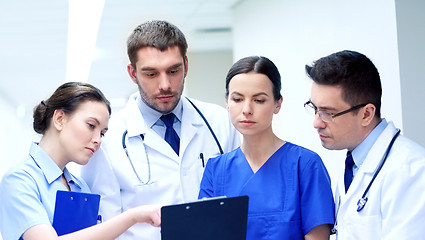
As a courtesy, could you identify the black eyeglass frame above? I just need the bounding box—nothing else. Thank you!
[304,100,368,123]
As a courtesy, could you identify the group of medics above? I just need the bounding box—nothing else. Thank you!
[1,18,424,240]
[80,20,425,240]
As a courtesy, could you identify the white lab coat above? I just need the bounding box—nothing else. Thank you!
[81,93,240,240]
[334,121,425,239]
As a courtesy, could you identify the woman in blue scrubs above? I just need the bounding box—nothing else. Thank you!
[0,82,160,240]
[199,56,334,239]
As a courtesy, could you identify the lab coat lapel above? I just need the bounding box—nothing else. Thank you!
[144,129,180,161]
[123,94,179,162]
[346,123,397,197]
[123,94,147,137]
[336,159,368,223]
[179,98,203,157]
[360,122,398,173]
[337,122,398,216]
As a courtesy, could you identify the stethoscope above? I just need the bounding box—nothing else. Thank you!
[122,97,224,185]
[356,128,401,212]
[332,128,401,234]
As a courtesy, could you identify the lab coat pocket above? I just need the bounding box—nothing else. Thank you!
[126,176,181,208]
[342,214,381,239]
[180,159,205,200]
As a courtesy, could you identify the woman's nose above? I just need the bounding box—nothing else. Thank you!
[242,102,253,115]
[92,133,102,146]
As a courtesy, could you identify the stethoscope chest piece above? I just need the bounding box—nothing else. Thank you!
[357,197,368,212]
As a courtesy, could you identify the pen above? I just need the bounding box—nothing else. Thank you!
[200,153,205,168]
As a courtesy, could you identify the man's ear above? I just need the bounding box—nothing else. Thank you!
[361,103,376,127]
[52,109,66,131]
[183,56,189,78]
[127,64,138,84]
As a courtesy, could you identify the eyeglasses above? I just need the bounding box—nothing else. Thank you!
[304,100,367,123]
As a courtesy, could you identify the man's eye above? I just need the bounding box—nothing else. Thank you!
[320,111,333,116]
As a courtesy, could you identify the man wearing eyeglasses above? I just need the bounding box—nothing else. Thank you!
[304,50,425,239]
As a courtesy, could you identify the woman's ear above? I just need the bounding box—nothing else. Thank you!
[52,109,66,131]
[225,96,229,110]
[274,97,283,114]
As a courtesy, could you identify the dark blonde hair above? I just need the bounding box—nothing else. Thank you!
[33,82,111,134]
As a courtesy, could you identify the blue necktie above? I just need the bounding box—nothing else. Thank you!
[160,113,180,155]
[344,151,355,193]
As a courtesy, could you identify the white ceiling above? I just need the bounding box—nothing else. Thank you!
[0,0,240,118]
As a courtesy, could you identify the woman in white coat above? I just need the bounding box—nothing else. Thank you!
[305,50,425,239]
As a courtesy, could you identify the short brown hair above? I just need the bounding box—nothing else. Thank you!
[127,20,188,68]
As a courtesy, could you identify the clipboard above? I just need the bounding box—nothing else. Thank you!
[52,190,101,236]
[161,196,249,240]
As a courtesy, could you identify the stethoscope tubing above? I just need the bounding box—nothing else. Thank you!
[356,128,401,212]
[332,128,402,234]
[185,97,224,154]
[122,130,152,184]
[121,98,223,185]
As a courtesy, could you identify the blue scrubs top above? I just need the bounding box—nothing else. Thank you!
[199,142,335,240]
[0,143,91,240]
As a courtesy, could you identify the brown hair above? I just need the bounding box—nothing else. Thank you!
[127,20,188,68]
[33,82,111,134]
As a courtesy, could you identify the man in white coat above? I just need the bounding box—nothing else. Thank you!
[81,20,240,240]
[304,50,425,239]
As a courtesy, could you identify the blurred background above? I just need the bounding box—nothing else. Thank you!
[0,0,424,215]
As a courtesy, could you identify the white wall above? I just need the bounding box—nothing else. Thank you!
[186,50,233,107]
[395,0,425,147]
[0,99,36,178]
[232,0,403,190]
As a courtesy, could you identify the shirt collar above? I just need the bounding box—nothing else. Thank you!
[63,167,84,191]
[29,142,83,190]
[29,142,63,184]
[352,118,388,168]
[136,94,183,127]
